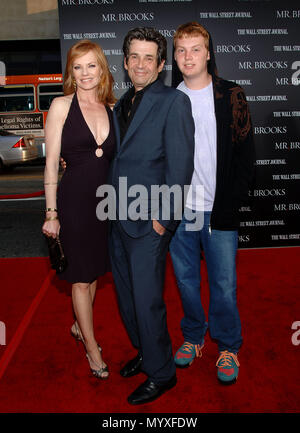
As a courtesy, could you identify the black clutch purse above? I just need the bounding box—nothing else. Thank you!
[45,235,67,274]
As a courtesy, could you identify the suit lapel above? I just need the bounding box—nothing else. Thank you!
[113,80,162,154]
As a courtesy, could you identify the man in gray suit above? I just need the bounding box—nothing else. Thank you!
[110,27,195,405]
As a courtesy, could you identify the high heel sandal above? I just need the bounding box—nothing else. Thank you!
[86,346,109,379]
[71,322,102,350]
[71,322,108,378]
[70,321,84,344]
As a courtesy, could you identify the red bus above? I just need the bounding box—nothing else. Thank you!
[0,74,63,158]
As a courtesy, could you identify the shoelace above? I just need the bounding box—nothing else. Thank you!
[216,350,240,367]
[181,342,202,358]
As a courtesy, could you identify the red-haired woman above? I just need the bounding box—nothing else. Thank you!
[42,40,116,379]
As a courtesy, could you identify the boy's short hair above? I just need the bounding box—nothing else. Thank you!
[174,22,210,50]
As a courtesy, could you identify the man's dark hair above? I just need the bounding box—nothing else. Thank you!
[123,27,167,66]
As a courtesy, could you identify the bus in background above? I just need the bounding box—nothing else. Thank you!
[0,74,63,159]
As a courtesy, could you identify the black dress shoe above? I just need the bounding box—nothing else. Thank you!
[127,375,177,405]
[120,353,143,378]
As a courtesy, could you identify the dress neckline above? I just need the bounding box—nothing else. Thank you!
[74,92,111,148]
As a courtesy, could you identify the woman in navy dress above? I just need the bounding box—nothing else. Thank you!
[42,40,116,379]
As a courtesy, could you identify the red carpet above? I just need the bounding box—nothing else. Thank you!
[0,248,299,414]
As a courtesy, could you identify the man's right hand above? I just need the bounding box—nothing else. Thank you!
[152,219,166,236]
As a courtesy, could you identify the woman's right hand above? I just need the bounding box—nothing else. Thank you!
[42,219,60,239]
[60,157,67,170]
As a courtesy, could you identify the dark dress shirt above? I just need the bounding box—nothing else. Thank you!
[119,79,159,143]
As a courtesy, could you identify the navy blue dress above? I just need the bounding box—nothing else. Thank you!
[57,93,115,283]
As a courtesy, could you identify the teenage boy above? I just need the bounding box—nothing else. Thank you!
[170,22,255,384]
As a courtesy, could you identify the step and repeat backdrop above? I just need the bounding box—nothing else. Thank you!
[58,0,300,249]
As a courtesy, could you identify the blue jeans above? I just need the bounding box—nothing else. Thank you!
[169,210,242,353]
